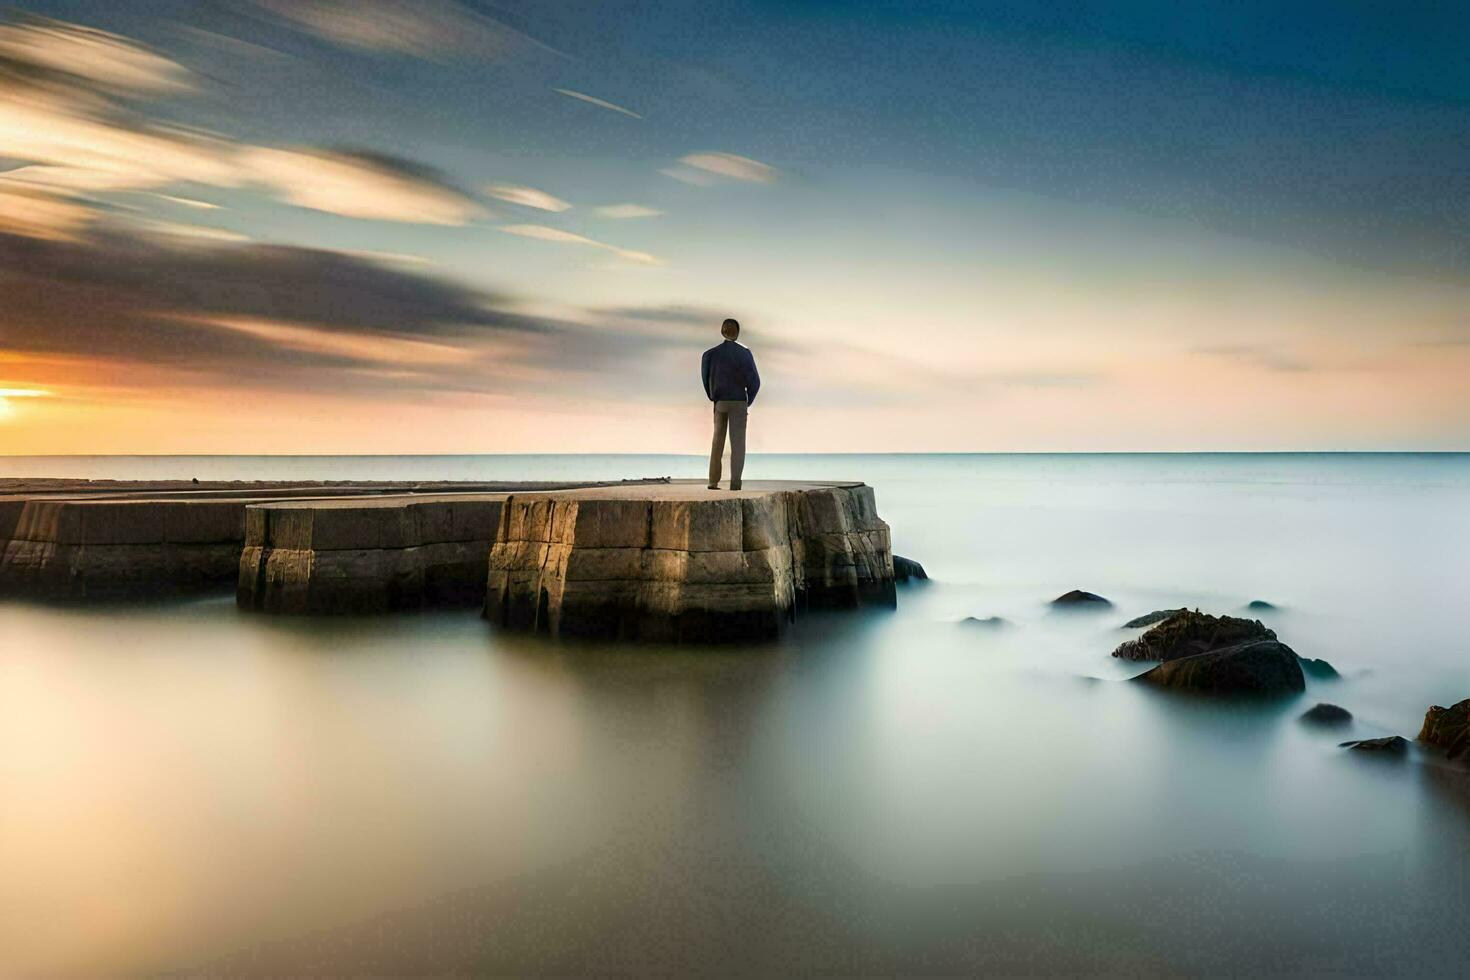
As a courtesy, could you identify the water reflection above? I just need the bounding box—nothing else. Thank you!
[3,454,1470,973]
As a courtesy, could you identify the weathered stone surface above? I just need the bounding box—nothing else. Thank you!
[1418,699,1470,761]
[1300,703,1353,726]
[1341,736,1409,754]
[1122,608,1187,628]
[1133,639,1306,696]
[484,481,895,642]
[1,498,250,598]
[1112,609,1276,662]
[237,496,508,613]
[893,555,927,582]
[1298,657,1340,680]
[1052,589,1111,607]
[2,479,658,603]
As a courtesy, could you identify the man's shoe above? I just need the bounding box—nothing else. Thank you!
[706,484,719,490]
[729,483,742,491]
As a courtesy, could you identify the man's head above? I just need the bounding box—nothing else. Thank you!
[720,318,740,340]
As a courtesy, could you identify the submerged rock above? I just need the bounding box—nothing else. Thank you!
[1052,590,1111,608]
[1300,703,1353,726]
[1418,699,1470,761]
[1341,736,1409,754]
[1246,599,1278,611]
[1133,639,1305,697]
[1112,609,1275,662]
[893,555,928,582]
[1298,657,1340,680]
[960,615,1008,629]
[1122,608,1187,629]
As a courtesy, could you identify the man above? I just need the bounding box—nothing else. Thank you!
[701,317,760,490]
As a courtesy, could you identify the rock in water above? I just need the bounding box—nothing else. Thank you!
[1122,608,1187,628]
[1418,699,1470,760]
[1246,599,1277,611]
[893,555,928,582]
[1298,657,1340,680]
[1052,590,1111,607]
[960,615,1008,629]
[1112,609,1275,662]
[1134,639,1306,697]
[1300,703,1353,725]
[1341,736,1409,754]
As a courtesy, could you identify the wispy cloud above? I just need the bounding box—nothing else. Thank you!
[0,13,500,233]
[0,185,94,240]
[485,183,571,212]
[658,166,717,186]
[499,223,661,265]
[242,147,486,225]
[0,16,193,94]
[1192,344,1312,372]
[552,87,642,119]
[678,152,779,184]
[594,203,663,219]
[255,0,559,61]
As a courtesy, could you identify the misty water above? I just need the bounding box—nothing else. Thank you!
[3,454,1469,974]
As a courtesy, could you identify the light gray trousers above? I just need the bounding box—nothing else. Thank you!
[708,400,748,489]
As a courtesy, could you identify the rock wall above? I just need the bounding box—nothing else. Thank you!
[0,498,246,599]
[484,484,894,642]
[237,496,506,613]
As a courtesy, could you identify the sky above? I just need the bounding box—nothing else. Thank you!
[1,0,1468,454]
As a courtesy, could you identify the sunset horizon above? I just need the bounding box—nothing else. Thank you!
[4,2,1469,455]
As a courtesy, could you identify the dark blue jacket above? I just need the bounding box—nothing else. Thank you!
[701,340,760,405]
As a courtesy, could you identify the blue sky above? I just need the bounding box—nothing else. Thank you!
[1,1,1467,452]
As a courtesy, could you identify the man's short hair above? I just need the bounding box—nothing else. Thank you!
[721,318,740,339]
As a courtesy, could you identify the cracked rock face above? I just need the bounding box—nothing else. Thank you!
[1133,639,1307,697]
[484,484,895,642]
[1419,699,1470,761]
[1113,609,1276,662]
[1,498,246,599]
[238,496,506,614]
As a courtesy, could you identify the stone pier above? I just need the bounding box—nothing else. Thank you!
[484,481,895,642]
[237,493,509,613]
[2,478,899,640]
[0,480,651,601]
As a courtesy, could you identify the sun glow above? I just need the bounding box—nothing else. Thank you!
[0,387,49,419]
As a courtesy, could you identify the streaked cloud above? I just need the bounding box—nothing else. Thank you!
[0,89,241,195]
[0,185,95,240]
[242,147,486,224]
[256,0,558,61]
[678,152,779,184]
[1192,343,1311,373]
[485,183,571,212]
[594,203,663,219]
[154,194,221,210]
[552,87,642,119]
[499,224,661,265]
[0,17,193,94]
[128,219,250,244]
[657,166,717,186]
[0,15,488,231]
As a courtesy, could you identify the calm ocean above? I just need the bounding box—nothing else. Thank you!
[2,453,1468,974]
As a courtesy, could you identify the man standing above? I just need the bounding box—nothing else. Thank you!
[701,317,761,490]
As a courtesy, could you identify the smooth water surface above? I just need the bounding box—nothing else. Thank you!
[2,454,1468,974]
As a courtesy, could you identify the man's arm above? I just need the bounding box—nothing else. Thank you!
[744,349,761,406]
[700,348,713,400]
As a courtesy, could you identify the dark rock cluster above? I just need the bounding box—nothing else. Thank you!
[1112,610,1276,663]
[1418,699,1470,761]
[1052,589,1111,607]
[1300,703,1352,726]
[892,555,928,582]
